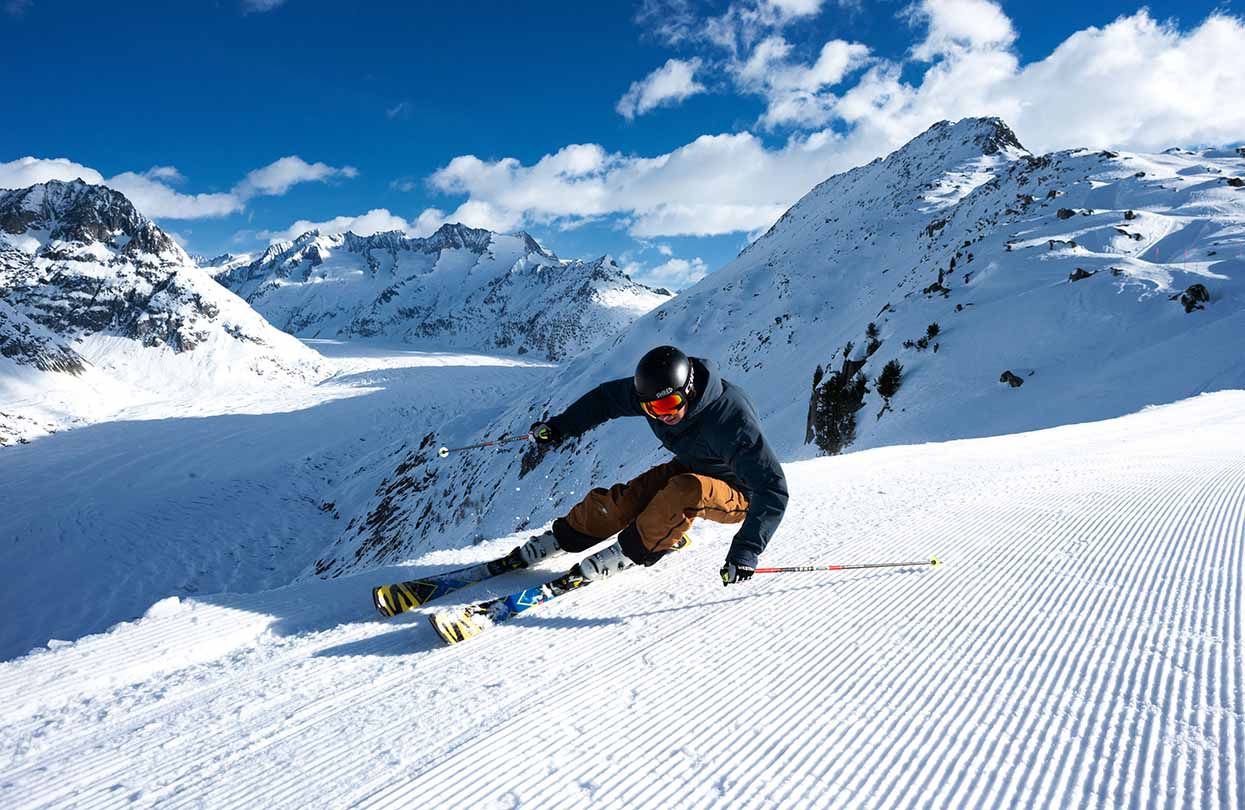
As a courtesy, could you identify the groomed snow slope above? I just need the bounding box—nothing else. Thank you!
[2,390,1241,809]
[0,341,554,661]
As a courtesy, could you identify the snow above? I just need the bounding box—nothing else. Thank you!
[0,374,1240,809]
[219,227,672,361]
[0,341,553,662]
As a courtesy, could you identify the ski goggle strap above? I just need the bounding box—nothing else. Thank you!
[641,392,686,417]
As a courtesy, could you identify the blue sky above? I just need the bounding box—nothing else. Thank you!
[2,0,1241,288]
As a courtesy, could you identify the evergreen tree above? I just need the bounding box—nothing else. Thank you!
[810,371,869,454]
[877,359,903,399]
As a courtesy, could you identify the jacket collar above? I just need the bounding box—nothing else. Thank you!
[669,357,722,429]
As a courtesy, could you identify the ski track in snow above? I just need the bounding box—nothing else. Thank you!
[1,388,1242,809]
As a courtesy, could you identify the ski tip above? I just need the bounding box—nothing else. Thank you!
[372,586,396,618]
[428,609,491,645]
[930,557,942,568]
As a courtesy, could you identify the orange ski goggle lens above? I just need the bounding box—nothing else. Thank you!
[641,393,686,417]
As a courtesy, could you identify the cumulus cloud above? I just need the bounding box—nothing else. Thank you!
[1,154,359,220]
[643,256,710,289]
[907,0,1016,60]
[835,5,1245,154]
[256,202,525,244]
[425,5,1245,240]
[443,200,526,234]
[0,157,105,188]
[143,165,185,183]
[616,58,707,120]
[107,172,242,219]
[423,130,829,239]
[233,156,358,198]
[735,36,870,128]
[412,208,448,237]
[258,209,414,242]
[640,0,830,54]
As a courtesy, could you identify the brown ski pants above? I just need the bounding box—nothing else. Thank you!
[563,460,750,554]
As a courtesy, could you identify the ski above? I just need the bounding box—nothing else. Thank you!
[428,565,593,644]
[371,548,526,617]
[428,534,691,645]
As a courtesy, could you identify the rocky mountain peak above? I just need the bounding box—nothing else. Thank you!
[0,179,180,258]
[515,231,557,260]
[423,222,494,254]
[884,117,1030,171]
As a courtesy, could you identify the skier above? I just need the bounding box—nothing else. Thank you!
[516,345,788,586]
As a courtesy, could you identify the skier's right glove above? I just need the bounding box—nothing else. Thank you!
[720,562,755,586]
[529,421,562,446]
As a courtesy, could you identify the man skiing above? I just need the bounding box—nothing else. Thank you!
[515,345,788,586]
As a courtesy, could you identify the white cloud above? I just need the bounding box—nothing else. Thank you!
[107,172,242,219]
[907,0,1016,60]
[445,200,525,234]
[764,0,823,17]
[642,256,710,289]
[259,208,413,243]
[2,154,360,221]
[233,156,358,198]
[833,6,1245,154]
[412,208,448,237]
[143,165,185,183]
[617,58,707,120]
[426,127,849,239]
[257,203,527,244]
[0,157,105,188]
[386,101,412,120]
[638,0,833,55]
[735,36,871,128]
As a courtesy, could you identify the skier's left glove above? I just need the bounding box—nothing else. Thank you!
[720,562,755,586]
[529,421,562,446]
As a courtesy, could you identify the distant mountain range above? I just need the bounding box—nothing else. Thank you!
[0,181,675,445]
[0,180,325,444]
[312,116,1245,577]
[216,224,673,361]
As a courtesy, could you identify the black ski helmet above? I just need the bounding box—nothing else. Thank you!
[634,345,694,402]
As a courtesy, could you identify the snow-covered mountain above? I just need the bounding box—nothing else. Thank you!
[218,224,673,361]
[193,251,254,278]
[312,117,1245,577]
[0,180,326,444]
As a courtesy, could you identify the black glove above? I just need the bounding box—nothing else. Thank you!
[720,562,755,586]
[529,421,561,446]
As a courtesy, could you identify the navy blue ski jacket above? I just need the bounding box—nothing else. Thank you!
[546,357,788,568]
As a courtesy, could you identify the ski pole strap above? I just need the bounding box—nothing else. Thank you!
[753,558,940,574]
[438,434,532,458]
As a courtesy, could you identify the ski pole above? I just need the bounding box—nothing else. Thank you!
[438,434,531,458]
[754,557,941,574]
